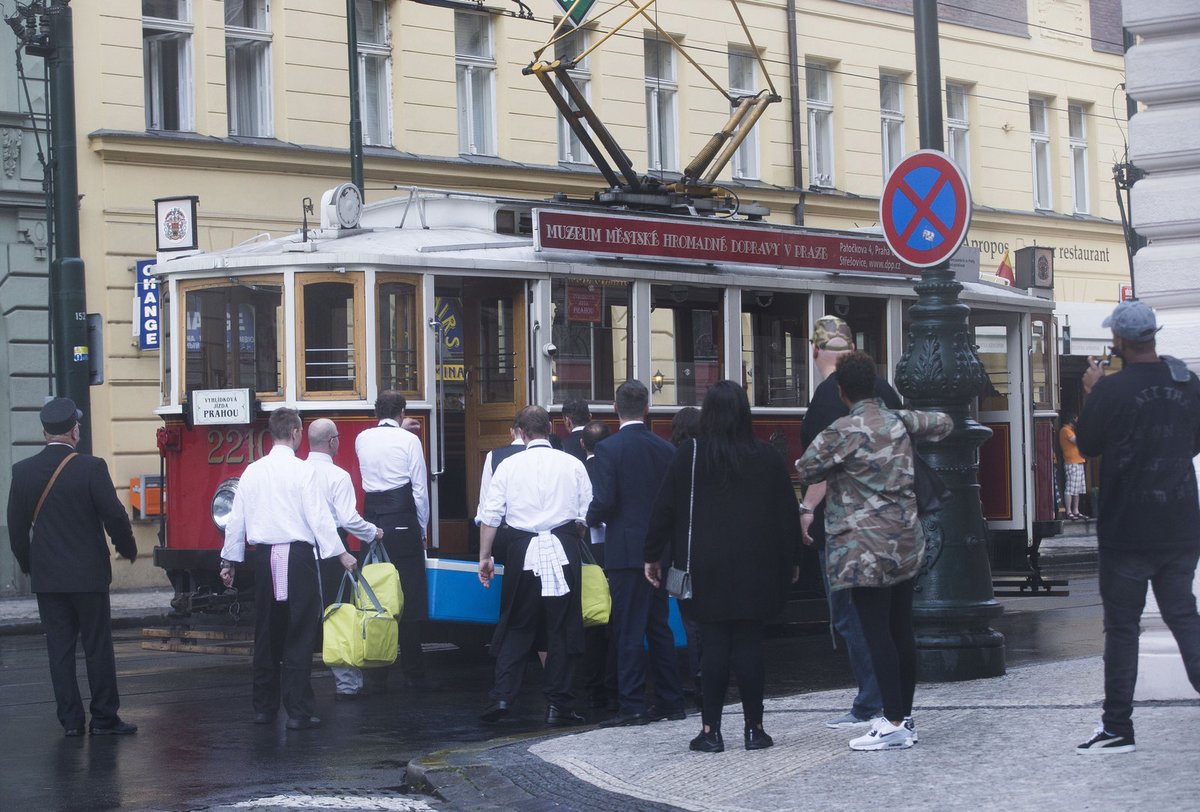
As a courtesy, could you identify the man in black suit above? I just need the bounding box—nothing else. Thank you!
[7,397,139,736]
[587,380,684,726]
[560,399,591,462]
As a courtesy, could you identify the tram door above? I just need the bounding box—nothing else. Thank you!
[971,313,1029,534]
[462,280,528,550]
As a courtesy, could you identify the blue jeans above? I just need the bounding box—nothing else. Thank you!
[1099,546,1200,737]
[820,547,882,719]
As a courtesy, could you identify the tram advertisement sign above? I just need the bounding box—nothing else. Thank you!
[191,388,252,426]
[880,149,972,268]
[534,210,910,277]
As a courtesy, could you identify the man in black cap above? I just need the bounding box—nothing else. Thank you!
[6,397,139,736]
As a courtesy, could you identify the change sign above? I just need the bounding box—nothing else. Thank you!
[136,259,160,351]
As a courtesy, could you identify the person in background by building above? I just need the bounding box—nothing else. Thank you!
[560,399,591,462]
[579,419,615,711]
[476,413,525,529]
[647,381,800,753]
[588,380,686,727]
[798,316,900,731]
[305,418,384,700]
[669,405,703,706]
[220,408,357,730]
[7,397,139,737]
[1073,300,1200,754]
[796,352,952,752]
[477,406,593,726]
[1059,412,1088,520]
[355,391,431,691]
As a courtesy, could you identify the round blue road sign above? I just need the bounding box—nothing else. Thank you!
[880,150,972,268]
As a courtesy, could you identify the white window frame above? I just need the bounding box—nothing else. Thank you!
[455,11,497,156]
[805,60,834,188]
[225,0,273,138]
[143,1,195,132]
[1069,102,1089,215]
[555,27,591,165]
[356,0,392,147]
[728,46,758,180]
[880,72,905,177]
[1030,96,1052,210]
[946,81,969,179]
[645,36,678,173]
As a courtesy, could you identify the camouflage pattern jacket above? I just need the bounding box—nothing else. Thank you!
[796,400,953,590]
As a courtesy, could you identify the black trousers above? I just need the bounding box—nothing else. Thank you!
[850,578,917,722]
[608,569,683,714]
[363,492,426,682]
[251,542,321,720]
[36,591,120,730]
[697,619,765,731]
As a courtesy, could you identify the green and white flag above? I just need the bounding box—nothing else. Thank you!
[554,0,597,25]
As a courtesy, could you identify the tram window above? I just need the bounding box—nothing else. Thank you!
[974,324,1010,411]
[183,280,282,396]
[379,279,420,395]
[740,291,808,407]
[1031,315,1054,410]
[651,284,723,406]
[479,296,515,403]
[299,278,363,398]
[551,278,631,403]
[830,295,888,377]
[161,287,172,405]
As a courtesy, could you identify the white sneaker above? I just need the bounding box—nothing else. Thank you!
[849,718,913,751]
[825,711,876,729]
[904,715,918,743]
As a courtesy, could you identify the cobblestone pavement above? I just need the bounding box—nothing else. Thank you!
[411,655,1200,811]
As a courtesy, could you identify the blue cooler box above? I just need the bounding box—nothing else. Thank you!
[426,558,504,624]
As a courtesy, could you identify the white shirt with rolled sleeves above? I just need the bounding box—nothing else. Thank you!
[478,440,592,534]
[305,451,378,543]
[220,444,347,562]
[355,418,430,538]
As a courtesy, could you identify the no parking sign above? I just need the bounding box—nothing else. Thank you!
[881,150,972,268]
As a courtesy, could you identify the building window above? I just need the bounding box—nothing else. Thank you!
[555,27,591,164]
[455,11,496,156]
[880,73,905,176]
[645,36,678,173]
[1030,96,1052,210]
[728,47,758,180]
[946,82,969,178]
[1069,103,1089,214]
[805,61,834,188]
[225,0,272,137]
[356,0,391,147]
[143,1,194,131]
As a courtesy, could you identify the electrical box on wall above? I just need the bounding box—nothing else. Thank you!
[131,475,162,519]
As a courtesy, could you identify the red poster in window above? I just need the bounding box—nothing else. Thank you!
[568,286,602,322]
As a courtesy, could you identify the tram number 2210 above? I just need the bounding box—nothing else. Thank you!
[207,428,271,465]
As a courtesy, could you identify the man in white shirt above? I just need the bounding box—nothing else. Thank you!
[477,405,593,726]
[219,408,356,731]
[355,390,431,690]
[306,418,383,700]
[474,413,524,528]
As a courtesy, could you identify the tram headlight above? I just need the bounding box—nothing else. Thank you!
[210,477,240,532]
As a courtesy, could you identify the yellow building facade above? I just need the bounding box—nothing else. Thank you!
[26,0,1127,589]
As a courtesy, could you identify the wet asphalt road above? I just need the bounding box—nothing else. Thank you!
[0,563,1101,811]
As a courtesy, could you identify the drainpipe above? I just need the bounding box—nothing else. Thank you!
[786,0,804,225]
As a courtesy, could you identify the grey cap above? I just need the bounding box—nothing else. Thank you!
[40,397,82,434]
[1102,300,1161,342]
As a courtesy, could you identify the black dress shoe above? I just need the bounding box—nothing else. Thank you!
[285,716,321,730]
[647,704,688,722]
[334,692,360,702]
[64,728,84,738]
[545,705,587,726]
[744,727,774,751]
[253,712,276,725]
[90,720,137,736]
[599,711,651,728]
[689,729,724,753]
[480,701,509,723]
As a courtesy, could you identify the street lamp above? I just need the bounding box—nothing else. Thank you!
[652,369,665,392]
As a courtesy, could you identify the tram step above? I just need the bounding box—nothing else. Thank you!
[992,577,1070,597]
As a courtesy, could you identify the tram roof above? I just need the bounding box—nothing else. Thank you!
[156,191,1053,315]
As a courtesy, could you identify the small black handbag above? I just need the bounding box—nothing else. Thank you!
[665,440,697,601]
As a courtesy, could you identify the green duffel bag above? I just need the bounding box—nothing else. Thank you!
[323,571,397,669]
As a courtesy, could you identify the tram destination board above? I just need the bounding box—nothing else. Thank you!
[880,149,972,268]
[534,209,911,277]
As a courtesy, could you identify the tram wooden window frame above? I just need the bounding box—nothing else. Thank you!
[375,273,424,400]
[296,273,367,401]
[177,275,286,402]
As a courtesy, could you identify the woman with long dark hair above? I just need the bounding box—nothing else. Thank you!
[646,381,800,753]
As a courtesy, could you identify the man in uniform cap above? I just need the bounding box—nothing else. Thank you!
[1074,300,1200,753]
[7,397,139,736]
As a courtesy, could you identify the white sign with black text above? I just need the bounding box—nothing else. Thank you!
[192,389,253,426]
